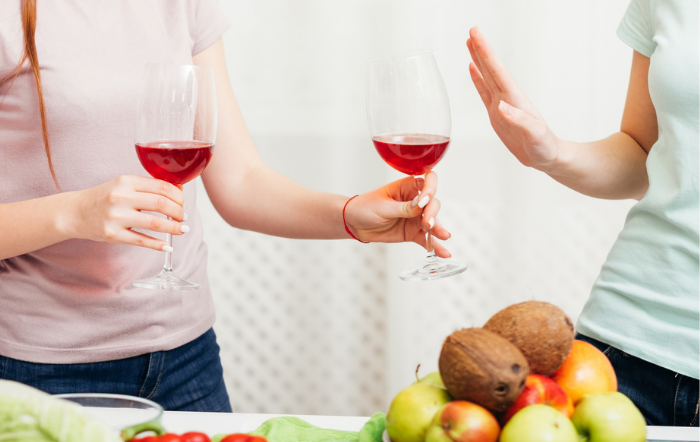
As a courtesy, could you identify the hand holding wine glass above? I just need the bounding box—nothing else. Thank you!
[342,171,453,258]
[132,64,217,290]
[61,175,185,250]
[367,50,467,280]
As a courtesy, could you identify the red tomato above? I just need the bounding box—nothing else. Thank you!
[181,433,211,442]
[132,438,160,442]
[157,435,183,442]
[220,434,252,442]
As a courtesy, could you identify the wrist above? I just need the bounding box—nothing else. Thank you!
[53,191,82,240]
[342,195,368,243]
[536,136,571,177]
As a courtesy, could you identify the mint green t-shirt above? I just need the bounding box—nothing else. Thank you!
[576,0,699,378]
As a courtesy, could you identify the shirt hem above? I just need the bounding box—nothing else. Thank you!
[617,23,655,58]
[576,320,699,379]
[0,312,216,364]
[192,17,231,56]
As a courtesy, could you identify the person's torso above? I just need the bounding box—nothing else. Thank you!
[0,0,223,363]
[578,0,699,378]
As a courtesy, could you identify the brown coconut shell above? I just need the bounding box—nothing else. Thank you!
[483,301,575,377]
[438,328,529,413]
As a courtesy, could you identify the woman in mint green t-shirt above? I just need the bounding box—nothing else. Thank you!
[467,0,698,427]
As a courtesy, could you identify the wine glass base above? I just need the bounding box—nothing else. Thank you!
[132,270,201,290]
[399,259,468,281]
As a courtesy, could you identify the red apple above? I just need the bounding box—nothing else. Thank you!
[425,400,500,442]
[550,340,617,405]
[502,374,573,425]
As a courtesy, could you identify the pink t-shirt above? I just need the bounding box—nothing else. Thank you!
[0,1,231,363]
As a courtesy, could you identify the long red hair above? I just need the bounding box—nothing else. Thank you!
[0,0,60,191]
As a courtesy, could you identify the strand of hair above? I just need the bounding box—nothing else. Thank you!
[21,0,61,192]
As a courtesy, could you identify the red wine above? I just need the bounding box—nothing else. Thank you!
[372,134,449,176]
[135,141,214,185]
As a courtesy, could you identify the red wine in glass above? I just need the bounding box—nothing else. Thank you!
[367,50,467,280]
[372,133,449,176]
[135,141,214,185]
[132,64,217,290]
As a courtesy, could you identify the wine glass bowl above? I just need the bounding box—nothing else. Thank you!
[132,64,217,290]
[371,133,450,176]
[135,140,214,185]
[367,50,467,281]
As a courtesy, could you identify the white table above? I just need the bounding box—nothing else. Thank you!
[157,412,700,442]
[161,412,368,434]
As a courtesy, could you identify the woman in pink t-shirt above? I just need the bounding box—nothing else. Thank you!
[0,0,452,411]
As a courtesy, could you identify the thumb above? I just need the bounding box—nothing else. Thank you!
[498,100,546,140]
[385,199,421,220]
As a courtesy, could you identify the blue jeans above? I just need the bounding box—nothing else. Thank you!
[0,328,232,412]
[576,333,699,426]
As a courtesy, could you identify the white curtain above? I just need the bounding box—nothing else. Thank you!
[198,0,635,415]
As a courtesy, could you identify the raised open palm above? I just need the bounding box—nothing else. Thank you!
[467,27,561,170]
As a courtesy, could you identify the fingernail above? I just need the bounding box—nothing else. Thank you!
[162,245,173,252]
[418,196,430,208]
[180,224,190,233]
[411,195,420,208]
[428,217,435,229]
[183,213,188,222]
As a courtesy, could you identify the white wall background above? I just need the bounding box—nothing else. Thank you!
[197,0,637,416]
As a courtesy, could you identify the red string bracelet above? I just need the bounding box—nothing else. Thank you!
[343,195,369,244]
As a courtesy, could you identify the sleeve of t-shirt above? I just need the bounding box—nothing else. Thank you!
[617,0,655,57]
[190,0,232,55]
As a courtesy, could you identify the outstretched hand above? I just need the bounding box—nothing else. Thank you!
[342,171,452,258]
[467,27,561,170]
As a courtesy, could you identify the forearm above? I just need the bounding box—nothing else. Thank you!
[540,132,649,200]
[196,39,445,249]
[468,29,654,202]
[0,192,77,260]
[0,175,187,259]
[203,163,349,240]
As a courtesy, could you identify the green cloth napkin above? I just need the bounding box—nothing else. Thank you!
[356,413,386,442]
[246,412,386,442]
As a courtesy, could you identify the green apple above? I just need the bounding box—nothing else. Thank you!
[386,383,452,442]
[571,392,646,442]
[415,371,446,389]
[500,404,578,442]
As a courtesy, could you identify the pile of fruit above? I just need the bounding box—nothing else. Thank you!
[385,301,647,442]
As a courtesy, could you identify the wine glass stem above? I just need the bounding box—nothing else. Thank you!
[414,174,438,264]
[163,217,174,272]
[425,231,437,263]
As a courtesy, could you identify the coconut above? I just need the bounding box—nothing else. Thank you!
[483,301,575,376]
[438,328,529,413]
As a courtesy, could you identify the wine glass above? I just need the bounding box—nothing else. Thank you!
[367,50,467,281]
[132,64,217,290]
